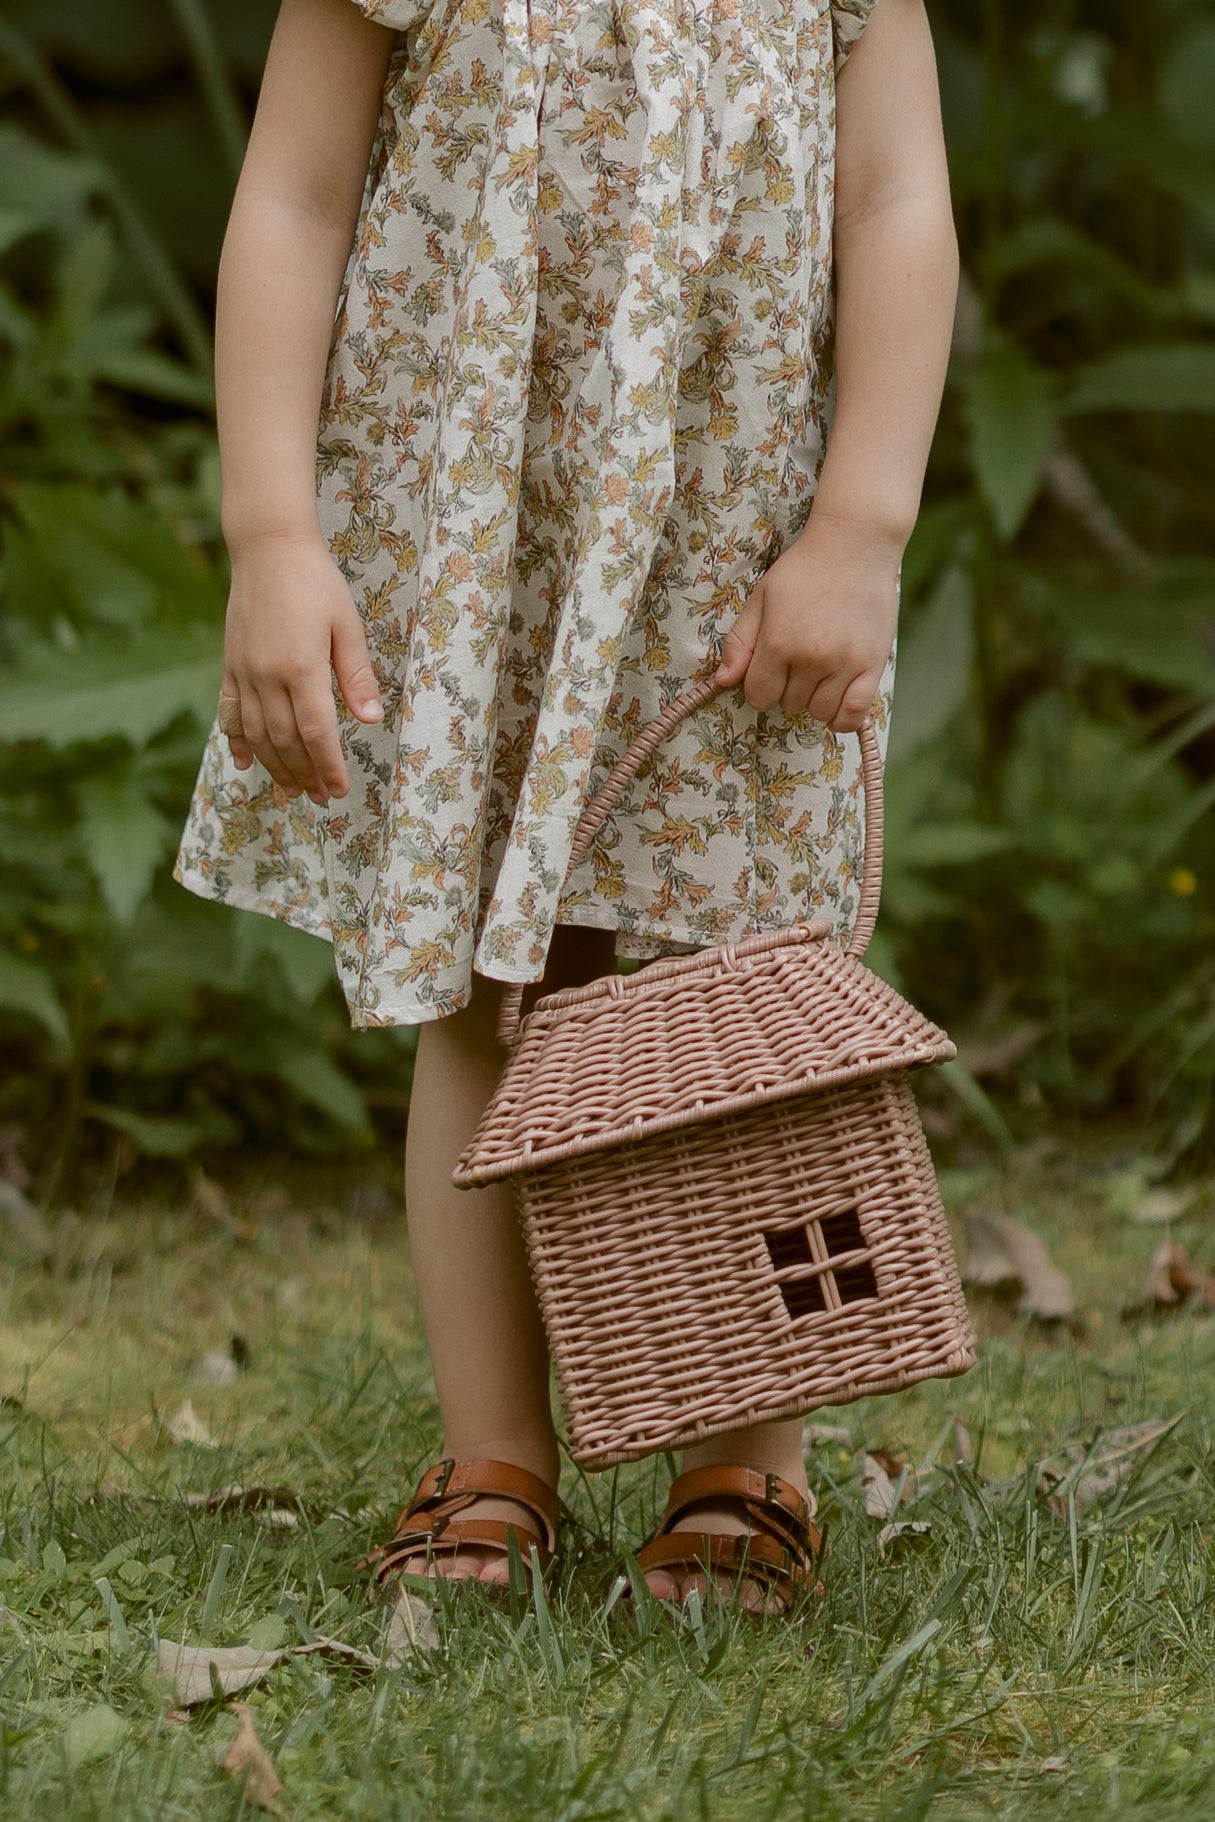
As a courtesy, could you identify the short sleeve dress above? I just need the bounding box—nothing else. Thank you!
[174,0,890,1027]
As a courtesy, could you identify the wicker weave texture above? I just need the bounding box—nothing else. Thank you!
[454,927,955,1186]
[518,1073,976,1467]
[453,683,974,1467]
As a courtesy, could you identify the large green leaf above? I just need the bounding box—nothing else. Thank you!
[1035,587,1215,693]
[1077,113,1215,239]
[233,910,337,1007]
[75,770,173,922]
[0,623,221,748]
[85,1101,239,1158]
[119,894,248,1006]
[6,486,222,628]
[962,341,1056,540]
[892,824,1019,869]
[0,126,100,221]
[887,567,974,764]
[0,949,70,1050]
[270,1045,370,1134]
[90,347,215,409]
[53,218,123,348]
[1064,345,1215,415]
[989,217,1173,320]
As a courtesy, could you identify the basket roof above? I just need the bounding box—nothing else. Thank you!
[454,922,955,1186]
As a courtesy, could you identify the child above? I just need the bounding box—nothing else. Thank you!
[176,0,957,1614]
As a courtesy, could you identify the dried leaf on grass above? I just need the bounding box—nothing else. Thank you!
[1124,1243,1215,1317]
[87,1481,335,1519]
[964,1212,1075,1321]
[1130,1187,1193,1226]
[192,1351,241,1388]
[876,1520,932,1552]
[158,1636,379,1707]
[181,1484,310,1515]
[802,1422,852,1450]
[382,1588,440,1664]
[953,1417,974,1467]
[861,1450,917,1519]
[166,1400,215,1448]
[1037,1418,1180,1518]
[862,1449,931,1543]
[189,1163,234,1229]
[219,1703,282,1813]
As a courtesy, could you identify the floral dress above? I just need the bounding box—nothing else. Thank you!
[174,0,890,1027]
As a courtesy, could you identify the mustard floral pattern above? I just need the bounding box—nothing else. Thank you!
[175,0,889,1027]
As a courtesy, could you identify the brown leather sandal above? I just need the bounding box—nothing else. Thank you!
[365,1457,559,1593]
[635,1466,823,1608]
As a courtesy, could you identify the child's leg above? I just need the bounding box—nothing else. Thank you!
[642,1418,813,1615]
[400,923,617,1583]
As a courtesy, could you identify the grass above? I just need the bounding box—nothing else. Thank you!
[2,1136,1215,1819]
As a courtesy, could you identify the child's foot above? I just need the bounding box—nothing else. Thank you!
[367,1457,559,1593]
[638,1464,820,1616]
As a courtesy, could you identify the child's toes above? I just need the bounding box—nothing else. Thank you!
[682,1570,712,1604]
[478,1553,513,1587]
[642,1567,682,1602]
[733,1575,770,1614]
[436,1549,482,1580]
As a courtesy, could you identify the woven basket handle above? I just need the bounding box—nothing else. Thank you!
[496,674,884,1048]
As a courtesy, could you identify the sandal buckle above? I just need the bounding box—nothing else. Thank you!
[433,1457,456,1498]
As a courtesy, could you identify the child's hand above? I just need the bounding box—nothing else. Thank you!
[220,531,384,803]
[713,513,899,733]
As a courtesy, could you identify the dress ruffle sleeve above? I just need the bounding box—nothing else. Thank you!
[347,0,433,29]
[832,0,881,71]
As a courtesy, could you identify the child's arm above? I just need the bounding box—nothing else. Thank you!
[217,0,394,803]
[714,0,958,733]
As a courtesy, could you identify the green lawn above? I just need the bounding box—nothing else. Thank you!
[2,1139,1214,1820]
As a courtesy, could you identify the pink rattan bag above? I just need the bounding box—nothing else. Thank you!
[453,676,976,1468]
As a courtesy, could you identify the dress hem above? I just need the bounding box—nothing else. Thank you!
[171,862,772,1031]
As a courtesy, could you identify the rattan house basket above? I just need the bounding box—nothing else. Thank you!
[453,675,976,1468]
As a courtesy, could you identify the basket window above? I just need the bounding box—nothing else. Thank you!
[764,1226,815,1273]
[832,1258,879,1303]
[819,1206,866,1258]
[779,1272,829,1320]
[763,1204,878,1320]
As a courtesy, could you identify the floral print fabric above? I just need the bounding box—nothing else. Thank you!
[175,0,889,1027]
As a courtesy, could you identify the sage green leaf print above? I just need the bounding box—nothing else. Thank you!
[175,0,890,1027]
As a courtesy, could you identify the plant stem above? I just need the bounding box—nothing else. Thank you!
[165,0,249,186]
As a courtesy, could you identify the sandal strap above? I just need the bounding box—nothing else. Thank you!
[368,1457,559,1585]
[635,1466,822,1594]
[406,1457,559,1548]
[636,1528,813,1588]
[659,1467,819,1560]
[374,1519,552,1582]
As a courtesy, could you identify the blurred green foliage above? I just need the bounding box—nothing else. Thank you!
[0,0,1212,1186]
